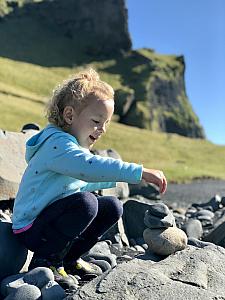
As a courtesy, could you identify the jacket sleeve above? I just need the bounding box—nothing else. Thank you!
[46,136,143,184]
[82,182,117,192]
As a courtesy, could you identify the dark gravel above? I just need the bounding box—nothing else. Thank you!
[161,179,225,208]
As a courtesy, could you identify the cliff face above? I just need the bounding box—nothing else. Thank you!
[0,0,204,138]
[1,0,132,56]
[115,50,204,138]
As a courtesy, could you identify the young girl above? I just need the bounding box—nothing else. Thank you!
[12,68,167,285]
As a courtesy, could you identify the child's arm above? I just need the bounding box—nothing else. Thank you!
[84,168,167,194]
[46,136,167,193]
[46,137,142,184]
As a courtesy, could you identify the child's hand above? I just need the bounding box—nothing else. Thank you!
[142,168,167,194]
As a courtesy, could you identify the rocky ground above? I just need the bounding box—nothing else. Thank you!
[1,186,225,299]
[66,245,225,300]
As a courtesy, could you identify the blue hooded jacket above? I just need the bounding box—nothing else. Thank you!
[12,124,143,229]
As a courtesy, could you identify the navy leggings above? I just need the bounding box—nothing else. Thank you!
[15,192,123,262]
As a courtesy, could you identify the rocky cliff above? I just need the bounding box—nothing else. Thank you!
[0,0,131,55]
[0,0,204,138]
[112,49,204,138]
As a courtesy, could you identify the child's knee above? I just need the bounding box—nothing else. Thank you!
[105,196,123,220]
[79,192,98,218]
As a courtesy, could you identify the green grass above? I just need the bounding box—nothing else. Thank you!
[0,93,45,130]
[0,56,224,183]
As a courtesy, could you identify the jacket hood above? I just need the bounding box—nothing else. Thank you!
[25,124,65,162]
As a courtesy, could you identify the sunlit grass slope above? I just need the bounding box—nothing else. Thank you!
[0,57,225,183]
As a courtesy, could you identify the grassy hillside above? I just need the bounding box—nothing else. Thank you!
[0,56,225,183]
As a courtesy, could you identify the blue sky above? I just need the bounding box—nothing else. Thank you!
[127,0,225,145]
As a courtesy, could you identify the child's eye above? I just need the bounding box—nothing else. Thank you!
[92,120,99,124]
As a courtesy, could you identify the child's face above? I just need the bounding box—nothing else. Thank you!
[66,97,114,149]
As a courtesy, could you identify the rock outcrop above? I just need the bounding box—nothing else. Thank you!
[114,50,204,138]
[65,245,225,299]
[0,128,38,200]
[0,0,131,58]
[0,222,29,281]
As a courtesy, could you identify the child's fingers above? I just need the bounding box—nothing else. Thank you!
[142,169,167,194]
[156,172,167,194]
[157,178,164,194]
[161,177,167,194]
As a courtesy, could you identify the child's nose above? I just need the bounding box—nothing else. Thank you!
[98,124,106,133]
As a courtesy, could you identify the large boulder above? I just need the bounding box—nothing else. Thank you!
[0,129,38,200]
[65,245,225,299]
[0,222,28,281]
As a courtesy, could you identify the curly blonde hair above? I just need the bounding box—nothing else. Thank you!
[46,68,114,128]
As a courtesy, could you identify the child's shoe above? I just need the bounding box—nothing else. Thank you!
[65,258,102,281]
[49,265,79,290]
[29,256,79,290]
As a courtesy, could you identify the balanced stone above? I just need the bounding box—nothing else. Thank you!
[144,210,176,229]
[143,227,187,256]
[148,203,170,218]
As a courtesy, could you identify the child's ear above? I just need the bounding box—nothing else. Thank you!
[63,106,74,124]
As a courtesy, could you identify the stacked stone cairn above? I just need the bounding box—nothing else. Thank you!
[143,203,188,256]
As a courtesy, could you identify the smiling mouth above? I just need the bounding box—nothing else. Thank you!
[89,135,98,143]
